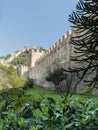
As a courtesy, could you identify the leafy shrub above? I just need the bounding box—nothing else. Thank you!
[46,68,69,99]
[83,86,92,95]
[0,64,26,89]
[35,98,98,130]
[6,65,26,88]
[0,88,98,130]
[46,68,67,85]
[23,78,34,89]
[20,103,34,118]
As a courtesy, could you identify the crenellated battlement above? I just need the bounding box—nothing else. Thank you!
[35,30,72,65]
[47,30,72,53]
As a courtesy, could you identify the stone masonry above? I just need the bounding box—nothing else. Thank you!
[29,30,75,90]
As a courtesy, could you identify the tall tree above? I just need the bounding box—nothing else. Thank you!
[69,0,98,88]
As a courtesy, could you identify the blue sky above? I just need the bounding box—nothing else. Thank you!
[0,0,79,56]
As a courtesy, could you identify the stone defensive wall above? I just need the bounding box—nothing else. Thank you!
[28,30,98,95]
[29,30,75,89]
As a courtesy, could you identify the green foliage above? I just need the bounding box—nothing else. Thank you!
[0,63,7,72]
[0,88,98,130]
[0,63,8,90]
[46,68,67,85]
[20,103,34,118]
[23,78,34,89]
[39,47,46,52]
[0,64,26,89]
[0,56,5,59]
[11,50,30,66]
[4,54,11,60]
[29,126,38,130]
[46,68,68,98]
[0,54,11,60]
[6,65,26,88]
[83,86,92,95]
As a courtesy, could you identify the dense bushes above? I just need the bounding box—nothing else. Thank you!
[23,78,34,89]
[46,68,67,86]
[6,65,26,88]
[0,64,26,90]
[0,63,34,90]
[0,88,98,130]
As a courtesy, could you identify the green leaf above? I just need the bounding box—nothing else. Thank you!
[54,112,62,118]
[66,122,75,128]
[41,114,49,121]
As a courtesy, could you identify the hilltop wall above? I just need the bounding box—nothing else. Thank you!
[0,48,27,65]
